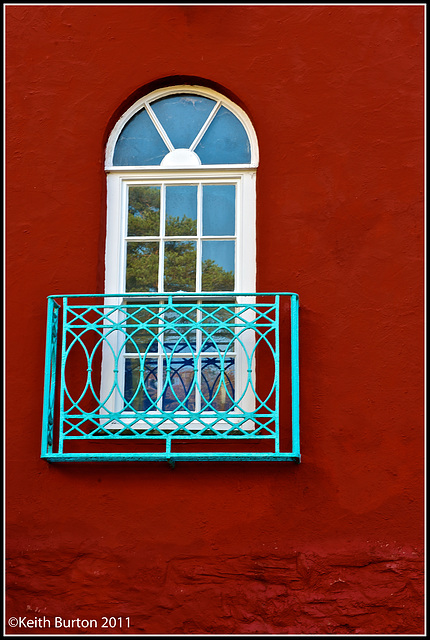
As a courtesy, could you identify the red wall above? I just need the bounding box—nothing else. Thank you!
[6,5,424,635]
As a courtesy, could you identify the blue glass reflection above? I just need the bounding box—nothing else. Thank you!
[201,357,235,411]
[125,305,159,353]
[202,241,235,291]
[166,185,198,236]
[113,109,169,166]
[195,106,251,164]
[151,94,216,149]
[164,241,197,292]
[203,184,235,236]
[124,358,158,411]
[162,307,197,353]
[162,358,196,411]
[201,306,235,353]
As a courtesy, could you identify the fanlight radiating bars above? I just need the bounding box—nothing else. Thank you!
[42,293,300,462]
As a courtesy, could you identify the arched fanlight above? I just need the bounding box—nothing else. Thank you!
[106,87,258,168]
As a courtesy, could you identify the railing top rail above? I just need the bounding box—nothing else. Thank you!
[47,292,299,301]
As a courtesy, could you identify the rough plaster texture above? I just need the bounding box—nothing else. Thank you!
[6,5,424,635]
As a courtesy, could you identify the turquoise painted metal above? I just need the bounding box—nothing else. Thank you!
[41,293,300,463]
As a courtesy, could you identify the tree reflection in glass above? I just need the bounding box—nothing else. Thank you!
[128,185,160,236]
[202,241,234,291]
[165,185,197,236]
[126,242,159,292]
[164,241,197,292]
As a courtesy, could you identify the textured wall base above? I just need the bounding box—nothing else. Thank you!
[6,546,424,635]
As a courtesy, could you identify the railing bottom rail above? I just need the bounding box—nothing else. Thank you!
[43,452,301,464]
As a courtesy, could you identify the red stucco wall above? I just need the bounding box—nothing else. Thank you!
[6,5,425,635]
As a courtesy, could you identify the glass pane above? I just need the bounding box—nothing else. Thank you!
[200,305,236,353]
[202,241,235,291]
[195,106,251,165]
[202,184,235,236]
[162,306,197,353]
[164,241,196,292]
[151,94,216,149]
[162,357,196,411]
[113,108,169,166]
[201,356,235,412]
[128,185,160,236]
[165,185,197,236]
[126,242,159,292]
[124,357,159,411]
[124,304,160,353]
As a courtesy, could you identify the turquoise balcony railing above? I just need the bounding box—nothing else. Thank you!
[41,293,300,463]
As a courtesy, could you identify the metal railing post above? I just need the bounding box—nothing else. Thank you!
[290,294,300,461]
[41,298,60,457]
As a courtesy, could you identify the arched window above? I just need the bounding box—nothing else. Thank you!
[101,85,259,431]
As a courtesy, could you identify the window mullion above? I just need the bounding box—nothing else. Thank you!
[157,184,166,411]
[195,301,202,414]
[194,184,203,413]
[145,102,175,152]
[189,101,221,152]
[122,182,130,294]
[158,183,166,293]
[156,351,164,412]
[196,182,203,292]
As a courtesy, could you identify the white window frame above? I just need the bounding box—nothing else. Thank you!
[102,86,258,429]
